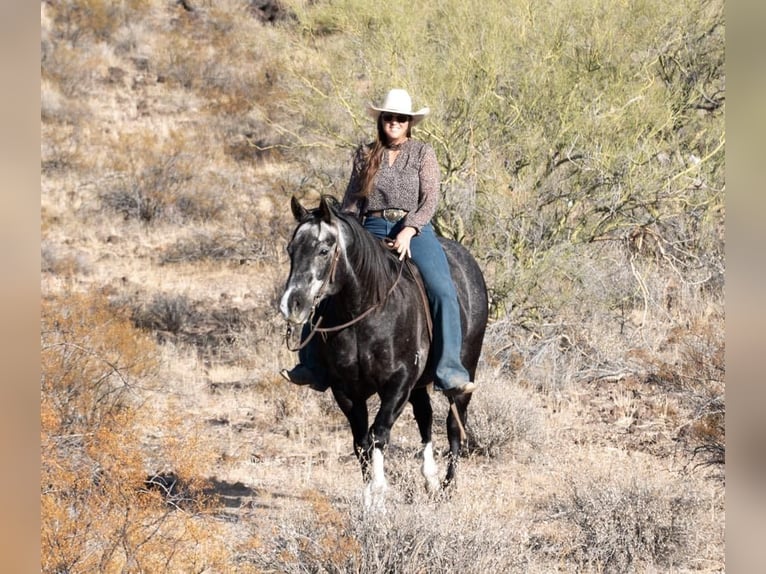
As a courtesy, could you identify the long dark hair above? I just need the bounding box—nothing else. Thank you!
[356,116,413,199]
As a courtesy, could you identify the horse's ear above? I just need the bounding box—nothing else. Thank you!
[317,195,335,224]
[290,195,308,221]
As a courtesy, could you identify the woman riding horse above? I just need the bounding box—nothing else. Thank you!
[282,88,476,398]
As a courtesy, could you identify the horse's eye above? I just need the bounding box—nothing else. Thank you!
[319,247,330,256]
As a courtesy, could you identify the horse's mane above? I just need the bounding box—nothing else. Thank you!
[319,196,401,305]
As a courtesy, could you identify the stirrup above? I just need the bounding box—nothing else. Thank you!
[280,367,329,392]
[442,381,476,398]
[280,367,313,386]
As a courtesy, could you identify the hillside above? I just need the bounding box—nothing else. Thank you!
[41,1,724,572]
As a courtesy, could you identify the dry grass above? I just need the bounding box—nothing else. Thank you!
[40,0,724,572]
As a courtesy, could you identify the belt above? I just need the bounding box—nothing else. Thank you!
[365,208,409,222]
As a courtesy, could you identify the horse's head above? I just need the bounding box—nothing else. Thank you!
[279,195,343,324]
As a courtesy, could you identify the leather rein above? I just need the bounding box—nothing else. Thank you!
[285,240,431,352]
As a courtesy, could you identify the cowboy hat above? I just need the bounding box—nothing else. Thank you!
[367,89,430,126]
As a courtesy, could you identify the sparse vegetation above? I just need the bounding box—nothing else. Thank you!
[41,0,724,571]
[544,469,701,572]
[466,376,545,459]
[41,289,236,572]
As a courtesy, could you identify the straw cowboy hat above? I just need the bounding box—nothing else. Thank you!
[367,89,430,126]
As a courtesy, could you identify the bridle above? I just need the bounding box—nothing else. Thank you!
[284,238,408,352]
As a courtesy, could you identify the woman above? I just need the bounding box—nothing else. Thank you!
[282,89,475,397]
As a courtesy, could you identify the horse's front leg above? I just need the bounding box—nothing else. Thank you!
[331,388,387,512]
[362,442,387,512]
[409,386,439,494]
[361,382,413,510]
[331,389,372,479]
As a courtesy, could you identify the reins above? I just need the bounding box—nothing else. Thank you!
[284,240,407,352]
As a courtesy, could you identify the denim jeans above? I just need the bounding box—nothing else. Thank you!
[363,217,471,390]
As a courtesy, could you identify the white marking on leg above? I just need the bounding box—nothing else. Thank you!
[363,448,388,512]
[421,442,440,494]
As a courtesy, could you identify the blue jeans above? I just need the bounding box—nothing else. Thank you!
[363,217,471,390]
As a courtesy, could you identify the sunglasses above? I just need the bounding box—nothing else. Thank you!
[381,113,411,123]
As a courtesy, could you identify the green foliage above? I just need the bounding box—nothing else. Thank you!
[278,0,724,312]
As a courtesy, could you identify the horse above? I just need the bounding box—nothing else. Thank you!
[279,194,488,508]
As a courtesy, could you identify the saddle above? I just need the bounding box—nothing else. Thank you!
[382,240,433,342]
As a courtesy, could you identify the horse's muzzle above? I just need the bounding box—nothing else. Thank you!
[279,288,311,325]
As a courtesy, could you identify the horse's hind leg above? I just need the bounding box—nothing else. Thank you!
[409,387,439,494]
[444,394,471,489]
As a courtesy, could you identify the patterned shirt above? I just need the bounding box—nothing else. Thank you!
[341,139,440,232]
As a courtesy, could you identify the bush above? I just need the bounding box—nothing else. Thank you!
[544,471,699,572]
[159,232,275,265]
[41,289,234,573]
[250,489,528,573]
[99,131,226,224]
[45,0,151,46]
[467,374,545,458]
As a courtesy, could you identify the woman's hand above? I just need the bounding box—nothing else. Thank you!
[392,226,417,260]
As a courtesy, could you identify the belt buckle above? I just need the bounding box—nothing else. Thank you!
[383,208,405,222]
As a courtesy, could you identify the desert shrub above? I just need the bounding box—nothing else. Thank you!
[685,392,725,472]
[159,231,276,265]
[100,180,225,223]
[128,291,275,364]
[467,374,545,458]
[130,292,199,335]
[44,0,151,47]
[41,288,236,573]
[41,40,102,99]
[160,234,243,264]
[221,114,288,164]
[99,130,227,224]
[653,315,725,476]
[131,292,243,351]
[41,290,158,437]
[543,471,700,572]
[40,242,89,277]
[41,121,86,176]
[250,490,528,573]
